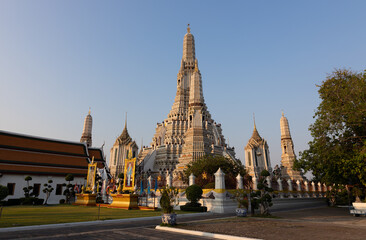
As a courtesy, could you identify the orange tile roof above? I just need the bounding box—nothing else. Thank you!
[0,131,107,176]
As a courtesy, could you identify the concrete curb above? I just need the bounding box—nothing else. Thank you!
[0,212,212,233]
[156,226,261,240]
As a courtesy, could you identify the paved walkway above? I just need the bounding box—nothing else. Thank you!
[1,212,230,240]
[0,199,328,240]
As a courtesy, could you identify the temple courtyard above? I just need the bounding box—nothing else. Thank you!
[1,206,365,239]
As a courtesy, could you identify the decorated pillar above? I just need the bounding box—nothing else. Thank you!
[214,168,225,190]
[287,179,293,191]
[287,179,293,198]
[296,180,301,191]
[236,174,243,189]
[311,181,316,192]
[189,173,196,186]
[252,176,258,190]
[266,177,272,188]
[148,176,152,191]
[277,178,283,191]
[166,172,172,187]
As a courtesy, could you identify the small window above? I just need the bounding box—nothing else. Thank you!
[133,151,136,158]
[56,184,63,195]
[284,146,287,154]
[7,183,15,195]
[33,184,41,196]
[247,152,251,166]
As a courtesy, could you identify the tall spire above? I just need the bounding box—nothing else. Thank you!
[183,24,195,64]
[117,113,131,145]
[280,111,291,139]
[189,66,204,106]
[80,109,93,147]
[280,112,302,180]
[253,113,256,129]
[250,113,262,142]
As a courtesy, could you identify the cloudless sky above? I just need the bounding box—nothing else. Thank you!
[1,1,366,171]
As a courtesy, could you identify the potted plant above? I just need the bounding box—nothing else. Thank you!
[159,187,179,225]
[234,189,249,217]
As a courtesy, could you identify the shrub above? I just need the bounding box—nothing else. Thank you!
[180,205,207,212]
[35,198,44,205]
[20,197,37,205]
[159,187,179,214]
[0,185,9,202]
[185,185,203,204]
[6,199,21,206]
[234,189,249,209]
[250,170,273,215]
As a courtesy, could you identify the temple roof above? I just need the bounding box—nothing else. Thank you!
[250,125,262,143]
[115,121,132,145]
[0,130,107,176]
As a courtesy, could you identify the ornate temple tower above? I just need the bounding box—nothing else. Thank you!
[244,120,272,178]
[109,118,139,179]
[138,25,238,185]
[280,112,303,180]
[80,108,92,147]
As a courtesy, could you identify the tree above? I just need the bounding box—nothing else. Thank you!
[185,184,203,207]
[250,170,273,215]
[184,155,249,189]
[0,185,9,202]
[295,69,366,197]
[23,176,34,198]
[42,180,54,205]
[63,174,75,204]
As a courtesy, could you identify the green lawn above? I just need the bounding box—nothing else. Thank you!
[0,205,180,228]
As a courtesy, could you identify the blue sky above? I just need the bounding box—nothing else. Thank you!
[1,1,365,170]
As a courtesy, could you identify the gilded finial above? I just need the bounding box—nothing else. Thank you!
[281,110,284,117]
[253,113,256,129]
[88,107,91,115]
[91,156,94,164]
[187,24,191,33]
[128,149,133,159]
[194,59,199,72]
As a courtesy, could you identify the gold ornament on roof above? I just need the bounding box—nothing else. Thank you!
[157,175,162,181]
[187,24,191,33]
[202,172,207,179]
[128,149,133,159]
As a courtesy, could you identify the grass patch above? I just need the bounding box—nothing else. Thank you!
[0,205,194,228]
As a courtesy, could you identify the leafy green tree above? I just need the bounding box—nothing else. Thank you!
[42,180,54,205]
[250,170,273,215]
[0,185,9,202]
[185,184,203,207]
[23,176,34,198]
[63,174,75,204]
[159,187,179,214]
[184,155,249,189]
[295,69,366,197]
